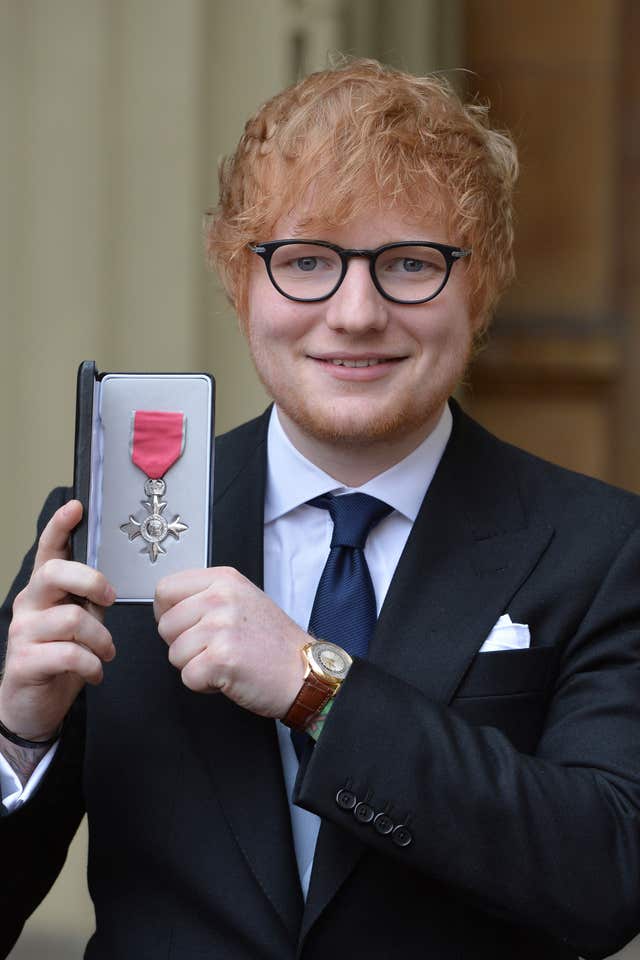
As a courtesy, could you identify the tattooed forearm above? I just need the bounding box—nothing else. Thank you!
[0,734,47,788]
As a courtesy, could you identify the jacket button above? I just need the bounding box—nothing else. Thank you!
[373,812,394,835]
[392,824,413,847]
[335,789,357,810]
[354,802,374,824]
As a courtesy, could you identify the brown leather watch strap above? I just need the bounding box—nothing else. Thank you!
[282,670,336,732]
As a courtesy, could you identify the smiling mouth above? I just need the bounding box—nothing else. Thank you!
[329,358,390,367]
[312,357,403,367]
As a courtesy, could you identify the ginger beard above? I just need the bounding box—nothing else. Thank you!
[244,317,473,452]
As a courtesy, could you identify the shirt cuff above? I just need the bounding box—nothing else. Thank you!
[0,741,59,812]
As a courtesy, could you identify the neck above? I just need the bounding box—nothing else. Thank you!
[276,406,444,487]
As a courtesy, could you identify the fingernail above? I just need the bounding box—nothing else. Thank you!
[104,585,117,604]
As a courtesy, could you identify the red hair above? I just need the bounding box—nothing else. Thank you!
[205,57,518,328]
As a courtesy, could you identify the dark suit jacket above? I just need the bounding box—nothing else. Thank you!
[2,402,640,959]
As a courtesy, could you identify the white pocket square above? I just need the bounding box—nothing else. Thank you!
[479,614,530,652]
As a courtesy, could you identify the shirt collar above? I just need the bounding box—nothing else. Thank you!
[264,403,452,524]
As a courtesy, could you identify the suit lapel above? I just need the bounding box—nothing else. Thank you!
[301,404,554,942]
[179,410,304,944]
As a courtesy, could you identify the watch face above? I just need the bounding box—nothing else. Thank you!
[311,642,352,680]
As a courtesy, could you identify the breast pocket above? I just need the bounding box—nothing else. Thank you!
[451,646,558,753]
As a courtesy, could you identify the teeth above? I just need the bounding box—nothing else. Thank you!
[330,359,383,367]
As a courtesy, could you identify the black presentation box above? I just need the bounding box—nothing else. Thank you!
[71,361,215,602]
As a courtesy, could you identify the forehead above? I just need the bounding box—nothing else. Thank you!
[269,203,453,245]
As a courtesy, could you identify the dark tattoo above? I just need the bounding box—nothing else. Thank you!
[0,733,48,790]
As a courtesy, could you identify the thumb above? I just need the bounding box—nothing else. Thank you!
[33,499,83,572]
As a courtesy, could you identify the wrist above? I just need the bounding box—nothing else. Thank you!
[281,640,352,732]
[0,716,61,750]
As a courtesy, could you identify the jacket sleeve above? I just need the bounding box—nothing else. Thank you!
[0,488,86,958]
[294,523,640,960]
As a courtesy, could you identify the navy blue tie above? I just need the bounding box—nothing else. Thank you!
[290,493,392,762]
[306,493,393,657]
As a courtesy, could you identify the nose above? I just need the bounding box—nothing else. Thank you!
[324,258,388,334]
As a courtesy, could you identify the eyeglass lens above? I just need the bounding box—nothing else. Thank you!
[268,243,448,302]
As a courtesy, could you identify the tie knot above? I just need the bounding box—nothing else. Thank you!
[308,493,392,549]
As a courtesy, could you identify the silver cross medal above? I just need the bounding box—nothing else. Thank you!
[120,478,188,563]
[119,409,189,563]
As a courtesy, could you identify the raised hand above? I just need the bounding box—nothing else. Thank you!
[0,500,116,746]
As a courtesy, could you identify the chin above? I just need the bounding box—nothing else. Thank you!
[277,395,445,449]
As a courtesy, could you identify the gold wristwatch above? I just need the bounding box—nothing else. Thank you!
[282,640,352,732]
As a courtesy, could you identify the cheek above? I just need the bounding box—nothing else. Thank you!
[246,295,315,348]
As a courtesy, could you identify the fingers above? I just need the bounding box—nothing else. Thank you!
[165,622,210,672]
[1,504,118,738]
[23,499,116,611]
[11,603,116,663]
[154,566,247,621]
[156,590,204,648]
[11,639,108,688]
[180,648,224,694]
[33,500,83,571]
[16,558,116,613]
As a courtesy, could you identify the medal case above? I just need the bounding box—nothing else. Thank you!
[72,361,215,602]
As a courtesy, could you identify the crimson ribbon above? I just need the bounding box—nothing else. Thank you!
[131,410,185,479]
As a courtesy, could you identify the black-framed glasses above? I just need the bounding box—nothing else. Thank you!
[249,239,471,305]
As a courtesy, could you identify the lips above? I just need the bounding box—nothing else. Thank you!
[308,353,406,381]
[309,354,405,366]
[329,358,389,367]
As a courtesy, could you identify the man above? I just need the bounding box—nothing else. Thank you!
[1,58,640,959]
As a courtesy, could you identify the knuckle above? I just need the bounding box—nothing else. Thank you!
[62,604,84,635]
[202,589,222,615]
[87,663,103,685]
[180,664,199,692]
[214,566,242,588]
[40,557,63,587]
[59,645,81,672]
[207,636,235,676]
[12,586,29,612]
[7,613,26,645]
[201,608,223,632]
[7,609,37,649]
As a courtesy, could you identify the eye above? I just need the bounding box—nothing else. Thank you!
[400,258,425,273]
[295,256,319,272]
[377,247,447,278]
[271,246,339,274]
[384,255,441,274]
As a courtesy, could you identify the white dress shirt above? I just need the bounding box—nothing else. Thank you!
[1,403,452,895]
[266,404,452,895]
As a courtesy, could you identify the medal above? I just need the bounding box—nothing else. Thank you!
[120,410,189,563]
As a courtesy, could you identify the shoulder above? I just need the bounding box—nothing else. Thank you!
[451,401,640,533]
[213,407,271,499]
[215,407,271,456]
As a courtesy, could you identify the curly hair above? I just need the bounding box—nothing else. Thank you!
[205,57,518,328]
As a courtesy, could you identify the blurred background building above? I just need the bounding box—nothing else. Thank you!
[1,0,638,957]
